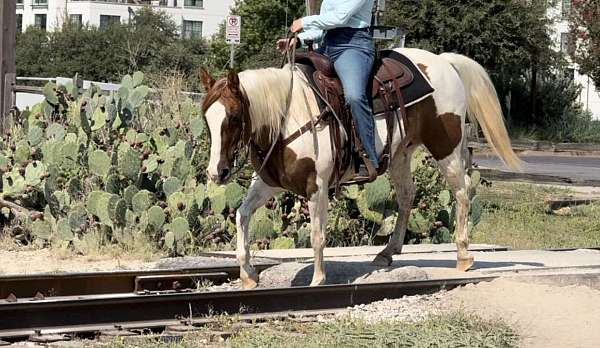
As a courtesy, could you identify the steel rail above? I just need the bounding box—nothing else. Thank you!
[0,276,497,339]
[0,262,278,299]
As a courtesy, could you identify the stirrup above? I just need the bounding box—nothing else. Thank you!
[350,154,378,183]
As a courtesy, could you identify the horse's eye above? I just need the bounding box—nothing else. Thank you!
[230,115,241,125]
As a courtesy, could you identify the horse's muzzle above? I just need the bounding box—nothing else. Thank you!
[209,167,230,185]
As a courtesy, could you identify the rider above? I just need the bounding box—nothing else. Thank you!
[277,0,378,179]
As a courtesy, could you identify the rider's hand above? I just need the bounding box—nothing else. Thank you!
[276,38,298,53]
[290,18,303,33]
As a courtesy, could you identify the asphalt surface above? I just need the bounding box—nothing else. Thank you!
[473,153,600,181]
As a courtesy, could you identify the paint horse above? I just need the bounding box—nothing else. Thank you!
[200,48,521,289]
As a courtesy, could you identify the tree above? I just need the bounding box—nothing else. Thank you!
[570,0,600,87]
[384,0,558,75]
[16,8,208,83]
[207,0,306,71]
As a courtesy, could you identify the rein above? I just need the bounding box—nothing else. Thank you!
[254,32,298,175]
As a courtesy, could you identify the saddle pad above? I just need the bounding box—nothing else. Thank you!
[373,50,435,115]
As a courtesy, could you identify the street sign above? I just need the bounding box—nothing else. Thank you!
[226,15,241,45]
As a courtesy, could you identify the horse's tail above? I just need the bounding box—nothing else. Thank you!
[440,52,522,170]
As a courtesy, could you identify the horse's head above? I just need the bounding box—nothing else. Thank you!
[200,67,249,185]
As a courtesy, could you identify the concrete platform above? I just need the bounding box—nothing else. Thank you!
[243,248,600,289]
[201,243,509,261]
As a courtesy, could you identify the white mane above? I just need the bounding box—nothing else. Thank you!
[239,67,317,141]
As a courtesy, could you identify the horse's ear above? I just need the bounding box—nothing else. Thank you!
[227,69,240,93]
[199,66,216,91]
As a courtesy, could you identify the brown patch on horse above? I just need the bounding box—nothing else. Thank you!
[252,146,318,198]
[417,63,431,80]
[406,96,462,160]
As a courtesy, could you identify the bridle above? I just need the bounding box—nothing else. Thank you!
[227,33,299,178]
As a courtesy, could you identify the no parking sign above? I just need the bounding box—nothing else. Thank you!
[226,15,242,45]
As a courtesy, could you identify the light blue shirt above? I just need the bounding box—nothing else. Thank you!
[298,0,374,45]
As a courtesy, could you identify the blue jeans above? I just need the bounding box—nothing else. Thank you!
[322,28,377,168]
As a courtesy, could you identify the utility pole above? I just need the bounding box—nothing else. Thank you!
[306,0,319,16]
[0,0,16,133]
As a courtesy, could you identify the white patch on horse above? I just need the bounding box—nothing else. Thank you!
[396,48,467,118]
[205,101,226,181]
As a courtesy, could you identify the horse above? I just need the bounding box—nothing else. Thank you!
[199,47,521,289]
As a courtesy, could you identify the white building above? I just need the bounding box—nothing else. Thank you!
[15,0,234,39]
[550,0,600,120]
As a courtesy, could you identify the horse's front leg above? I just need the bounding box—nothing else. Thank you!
[307,183,329,286]
[236,176,282,289]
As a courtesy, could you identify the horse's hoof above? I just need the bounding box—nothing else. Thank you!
[456,256,475,272]
[372,253,393,267]
[310,277,326,286]
[241,274,259,290]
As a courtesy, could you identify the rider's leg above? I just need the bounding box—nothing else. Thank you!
[333,48,378,168]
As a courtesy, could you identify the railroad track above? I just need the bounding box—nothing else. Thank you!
[2,248,599,345]
[0,261,497,344]
[0,261,278,299]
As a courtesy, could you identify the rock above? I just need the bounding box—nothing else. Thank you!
[258,261,429,288]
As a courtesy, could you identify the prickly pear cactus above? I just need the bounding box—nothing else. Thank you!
[147,206,166,232]
[131,190,155,213]
[88,150,111,177]
[225,182,245,210]
[249,207,277,241]
[271,236,295,249]
[163,177,182,198]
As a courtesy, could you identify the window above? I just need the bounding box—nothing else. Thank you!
[16,14,23,33]
[34,14,47,31]
[562,0,571,18]
[16,0,23,9]
[182,20,202,38]
[32,0,48,7]
[560,32,570,53]
[184,0,203,8]
[70,14,83,27]
[100,15,121,29]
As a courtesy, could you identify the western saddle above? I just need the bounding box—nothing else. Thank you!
[285,50,414,191]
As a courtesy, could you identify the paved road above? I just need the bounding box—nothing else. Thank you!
[473,153,600,181]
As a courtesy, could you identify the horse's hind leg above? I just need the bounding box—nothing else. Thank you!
[373,147,417,267]
[236,176,282,289]
[437,146,474,271]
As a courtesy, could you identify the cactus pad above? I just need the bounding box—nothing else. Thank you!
[56,218,74,241]
[225,182,245,210]
[14,141,31,164]
[28,125,44,147]
[31,220,52,240]
[117,143,142,180]
[408,209,429,235]
[147,206,166,231]
[88,150,111,177]
[1,170,26,198]
[271,236,295,249]
[364,175,392,209]
[123,185,139,208]
[24,161,46,187]
[131,190,155,213]
[163,177,182,198]
[68,204,88,230]
[249,207,276,241]
[109,198,127,226]
[46,123,66,141]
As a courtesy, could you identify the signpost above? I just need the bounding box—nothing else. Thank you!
[0,0,16,133]
[225,15,241,69]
